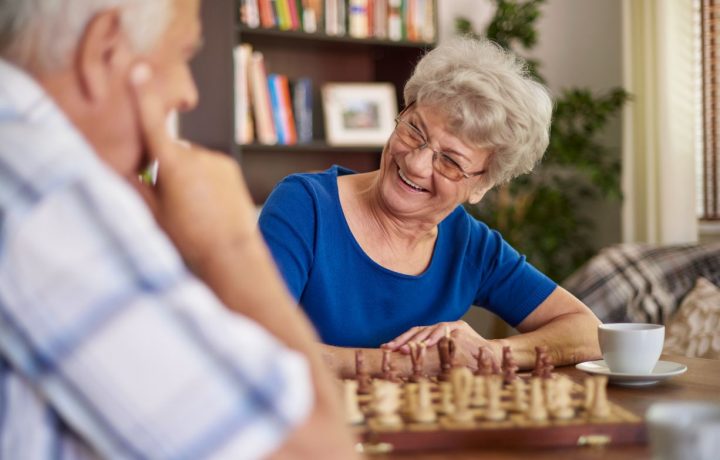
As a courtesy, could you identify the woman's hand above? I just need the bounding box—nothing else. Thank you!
[381,321,502,369]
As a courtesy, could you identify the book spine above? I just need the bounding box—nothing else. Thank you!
[258,0,276,28]
[233,44,255,144]
[349,0,369,38]
[388,0,402,41]
[249,52,277,144]
[267,74,287,144]
[293,78,313,143]
[278,75,298,144]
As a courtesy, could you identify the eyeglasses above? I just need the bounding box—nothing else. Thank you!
[392,115,485,182]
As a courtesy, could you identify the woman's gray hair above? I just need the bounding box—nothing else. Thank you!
[0,0,172,71]
[404,37,553,186]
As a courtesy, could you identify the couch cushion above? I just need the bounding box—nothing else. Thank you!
[663,277,720,359]
[563,243,720,324]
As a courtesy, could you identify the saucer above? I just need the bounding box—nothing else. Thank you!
[575,360,688,387]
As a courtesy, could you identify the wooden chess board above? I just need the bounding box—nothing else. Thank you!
[348,373,646,453]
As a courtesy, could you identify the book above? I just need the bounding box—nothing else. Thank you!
[292,78,313,143]
[388,0,402,41]
[258,0,276,28]
[249,52,277,145]
[233,44,254,144]
[349,0,369,38]
[267,74,297,145]
[240,0,260,28]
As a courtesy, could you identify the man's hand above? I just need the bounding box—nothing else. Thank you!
[381,320,502,369]
[128,62,258,268]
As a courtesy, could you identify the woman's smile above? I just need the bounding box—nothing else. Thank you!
[397,166,429,193]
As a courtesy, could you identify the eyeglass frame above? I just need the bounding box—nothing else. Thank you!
[392,102,486,181]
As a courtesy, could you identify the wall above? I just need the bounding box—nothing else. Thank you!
[439,0,624,337]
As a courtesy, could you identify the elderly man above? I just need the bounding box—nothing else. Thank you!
[0,0,356,458]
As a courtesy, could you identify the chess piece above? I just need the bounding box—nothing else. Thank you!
[439,381,455,415]
[551,375,574,420]
[471,375,487,407]
[437,329,456,381]
[402,382,418,417]
[583,376,596,410]
[501,346,519,384]
[343,380,365,424]
[544,378,556,413]
[475,346,494,376]
[590,376,610,419]
[484,375,506,421]
[355,349,372,395]
[371,380,402,427]
[412,378,437,423]
[532,345,548,377]
[512,377,528,412]
[409,342,426,383]
[540,354,554,379]
[450,367,474,423]
[381,349,391,379]
[528,377,548,422]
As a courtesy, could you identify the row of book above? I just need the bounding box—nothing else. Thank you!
[240,0,436,43]
[234,44,313,145]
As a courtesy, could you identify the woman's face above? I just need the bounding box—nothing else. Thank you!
[375,104,492,224]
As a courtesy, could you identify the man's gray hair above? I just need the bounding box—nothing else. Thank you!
[404,37,553,186]
[0,0,172,70]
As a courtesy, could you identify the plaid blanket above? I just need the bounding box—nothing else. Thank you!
[563,243,720,324]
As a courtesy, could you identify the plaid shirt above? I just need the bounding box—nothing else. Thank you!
[0,59,312,459]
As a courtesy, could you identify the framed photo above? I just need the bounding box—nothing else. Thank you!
[322,83,398,146]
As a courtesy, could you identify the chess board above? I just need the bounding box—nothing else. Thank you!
[348,373,646,453]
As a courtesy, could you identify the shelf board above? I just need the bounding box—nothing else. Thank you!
[238,142,383,154]
[238,26,435,48]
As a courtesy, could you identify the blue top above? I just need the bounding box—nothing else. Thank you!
[259,166,557,347]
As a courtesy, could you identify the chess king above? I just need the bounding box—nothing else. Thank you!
[259,37,603,377]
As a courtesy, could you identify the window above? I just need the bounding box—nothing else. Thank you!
[701,0,720,220]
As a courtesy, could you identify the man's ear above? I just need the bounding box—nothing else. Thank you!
[75,9,132,101]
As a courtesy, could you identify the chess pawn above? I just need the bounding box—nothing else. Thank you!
[583,376,596,411]
[438,381,455,415]
[512,377,528,412]
[543,378,556,413]
[528,377,548,422]
[471,375,487,407]
[437,335,456,382]
[484,375,506,421]
[450,367,474,423]
[590,376,611,419]
[409,342,427,383]
[412,378,437,423]
[501,346,519,384]
[551,375,575,420]
[343,380,364,424]
[402,382,419,417]
[371,380,403,427]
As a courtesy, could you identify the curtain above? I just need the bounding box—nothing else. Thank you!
[621,0,699,244]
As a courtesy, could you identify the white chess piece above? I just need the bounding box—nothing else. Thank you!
[412,378,437,423]
[450,367,474,423]
[528,377,548,422]
[484,375,506,421]
[371,380,402,427]
[551,375,574,420]
[471,375,487,407]
[343,379,365,424]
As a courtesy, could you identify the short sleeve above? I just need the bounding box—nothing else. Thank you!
[472,225,557,327]
[259,176,317,301]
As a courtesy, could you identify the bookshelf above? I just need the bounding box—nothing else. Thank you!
[180,0,437,203]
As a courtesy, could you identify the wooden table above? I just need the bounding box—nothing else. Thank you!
[372,355,720,460]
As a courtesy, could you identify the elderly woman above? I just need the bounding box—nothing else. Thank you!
[259,37,601,377]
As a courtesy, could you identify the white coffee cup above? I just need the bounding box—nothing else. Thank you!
[598,323,664,374]
[647,401,720,460]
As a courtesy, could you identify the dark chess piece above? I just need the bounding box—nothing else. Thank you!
[501,345,519,384]
[355,349,372,394]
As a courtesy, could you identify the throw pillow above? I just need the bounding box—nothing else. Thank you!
[664,277,720,359]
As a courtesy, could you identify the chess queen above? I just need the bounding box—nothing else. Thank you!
[259,37,603,377]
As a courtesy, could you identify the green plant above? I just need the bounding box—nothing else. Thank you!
[458,0,629,281]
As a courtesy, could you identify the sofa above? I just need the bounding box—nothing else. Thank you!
[563,242,720,359]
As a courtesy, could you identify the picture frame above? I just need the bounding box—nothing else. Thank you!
[321,82,398,146]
